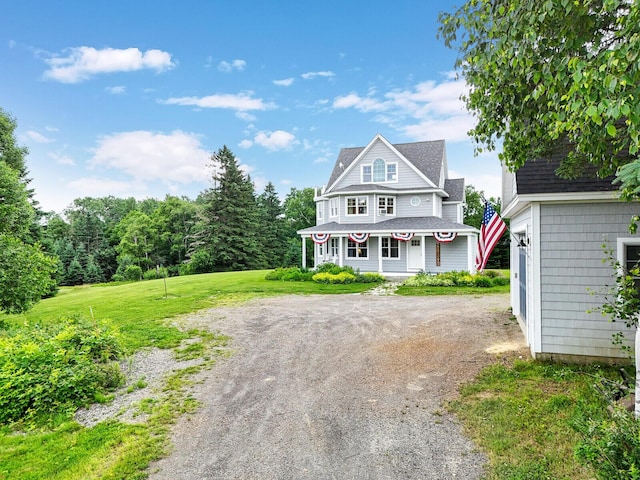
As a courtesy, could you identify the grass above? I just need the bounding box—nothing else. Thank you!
[3,270,374,352]
[396,284,510,295]
[0,270,375,479]
[448,358,632,479]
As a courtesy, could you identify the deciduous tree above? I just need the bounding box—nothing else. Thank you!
[439,1,640,188]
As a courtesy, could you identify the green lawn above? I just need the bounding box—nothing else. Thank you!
[4,270,374,352]
[0,270,375,479]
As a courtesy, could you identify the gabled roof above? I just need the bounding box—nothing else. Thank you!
[443,178,465,202]
[325,135,446,192]
[516,158,617,194]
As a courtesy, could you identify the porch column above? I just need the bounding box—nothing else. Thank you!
[468,234,476,272]
[301,236,306,269]
[338,236,343,267]
[378,235,383,273]
[421,235,426,271]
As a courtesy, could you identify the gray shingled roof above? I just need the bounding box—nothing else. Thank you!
[516,158,617,194]
[443,178,465,202]
[325,139,446,192]
[298,217,476,234]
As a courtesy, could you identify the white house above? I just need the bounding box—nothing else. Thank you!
[502,157,637,362]
[297,134,478,276]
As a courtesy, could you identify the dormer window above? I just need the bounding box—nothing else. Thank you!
[361,159,397,183]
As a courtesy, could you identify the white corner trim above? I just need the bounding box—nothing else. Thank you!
[531,203,542,354]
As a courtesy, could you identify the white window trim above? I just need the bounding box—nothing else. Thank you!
[346,196,369,216]
[347,239,369,259]
[361,164,372,183]
[377,195,396,217]
[329,198,338,218]
[381,237,400,259]
[617,237,640,275]
[360,161,398,184]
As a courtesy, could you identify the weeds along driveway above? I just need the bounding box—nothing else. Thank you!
[149,293,525,480]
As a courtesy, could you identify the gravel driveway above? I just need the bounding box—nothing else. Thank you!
[148,293,525,479]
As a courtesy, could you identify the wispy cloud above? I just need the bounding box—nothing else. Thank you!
[89,130,210,184]
[105,85,126,95]
[24,130,54,143]
[331,78,473,142]
[253,130,298,151]
[301,71,335,80]
[161,92,275,112]
[273,77,294,87]
[48,152,75,166]
[218,59,246,72]
[43,46,175,83]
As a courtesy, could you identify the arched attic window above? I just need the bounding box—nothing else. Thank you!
[373,158,386,182]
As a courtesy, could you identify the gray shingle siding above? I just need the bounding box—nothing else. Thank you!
[539,202,637,357]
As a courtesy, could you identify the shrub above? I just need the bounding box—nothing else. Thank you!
[575,407,640,479]
[143,267,168,280]
[491,276,510,286]
[483,270,501,278]
[265,267,314,281]
[123,265,143,281]
[312,272,357,284]
[315,262,356,275]
[402,273,454,287]
[111,273,125,282]
[356,272,386,283]
[472,275,493,287]
[0,318,123,424]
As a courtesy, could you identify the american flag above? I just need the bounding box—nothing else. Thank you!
[475,202,507,272]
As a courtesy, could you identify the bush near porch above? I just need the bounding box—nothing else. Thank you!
[265,263,385,284]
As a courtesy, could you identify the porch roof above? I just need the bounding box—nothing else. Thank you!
[297,217,477,235]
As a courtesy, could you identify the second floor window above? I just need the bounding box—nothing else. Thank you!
[347,196,368,215]
[330,198,338,217]
[378,196,395,215]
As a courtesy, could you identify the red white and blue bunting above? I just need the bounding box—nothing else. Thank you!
[348,232,370,243]
[310,233,331,244]
[391,232,415,242]
[433,232,457,243]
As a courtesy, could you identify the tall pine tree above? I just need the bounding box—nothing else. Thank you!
[257,182,286,268]
[200,146,266,271]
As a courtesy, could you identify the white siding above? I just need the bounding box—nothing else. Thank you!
[331,141,433,191]
[316,200,328,225]
[539,202,637,358]
[502,164,517,208]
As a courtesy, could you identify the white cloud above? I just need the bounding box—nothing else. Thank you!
[450,170,502,200]
[43,46,175,83]
[106,85,126,95]
[67,177,144,198]
[313,156,330,164]
[162,92,275,111]
[89,130,211,184]
[333,93,387,112]
[280,179,292,185]
[238,139,253,149]
[301,71,335,80]
[48,152,75,166]
[273,77,294,87]
[45,126,59,132]
[253,130,298,151]
[218,59,246,72]
[25,130,54,143]
[236,111,256,122]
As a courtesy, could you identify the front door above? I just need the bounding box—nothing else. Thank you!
[408,238,422,270]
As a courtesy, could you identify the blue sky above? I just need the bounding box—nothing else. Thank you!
[1,0,502,214]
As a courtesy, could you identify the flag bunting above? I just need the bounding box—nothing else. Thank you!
[391,232,415,242]
[348,232,370,243]
[434,232,457,243]
[311,233,331,244]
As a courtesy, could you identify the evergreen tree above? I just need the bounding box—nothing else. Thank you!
[257,182,286,268]
[84,254,105,284]
[65,257,84,286]
[201,146,266,271]
[0,109,56,312]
